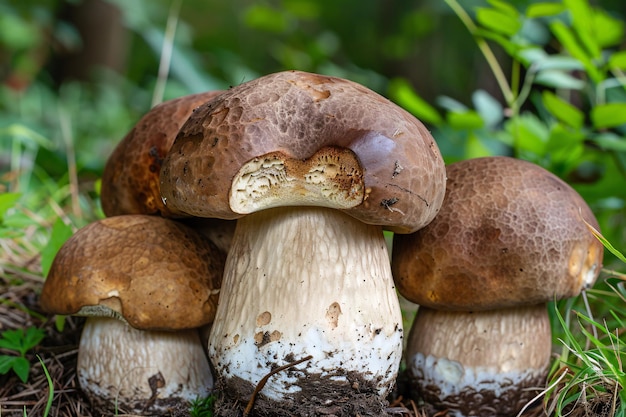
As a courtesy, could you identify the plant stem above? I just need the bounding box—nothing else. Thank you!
[444,0,517,115]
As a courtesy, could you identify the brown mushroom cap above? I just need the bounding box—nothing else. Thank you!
[101,91,222,217]
[40,215,225,330]
[393,156,604,310]
[159,70,446,234]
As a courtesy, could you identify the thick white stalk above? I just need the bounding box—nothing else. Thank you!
[406,305,552,417]
[208,206,403,413]
[78,317,213,414]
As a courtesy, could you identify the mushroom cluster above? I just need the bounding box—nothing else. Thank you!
[43,69,603,417]
[41,70,448,416]
[392,156,604,417]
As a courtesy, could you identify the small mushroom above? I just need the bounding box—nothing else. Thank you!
[39,215,225,415]
[159,70,447,415]
[392,156,604,417]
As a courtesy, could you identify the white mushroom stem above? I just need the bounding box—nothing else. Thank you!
[78,317,213,414]
[208,206,403,407]
[406,305,552,417]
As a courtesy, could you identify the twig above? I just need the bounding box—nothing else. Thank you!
[243,355,313,416]
[151,0,182,107]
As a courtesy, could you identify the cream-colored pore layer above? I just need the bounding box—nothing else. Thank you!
[208,206,403,399]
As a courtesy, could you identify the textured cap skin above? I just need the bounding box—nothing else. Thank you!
[40,215,225,330]
[101,91,222,217]
[393,156,604,310]
[160,70,446,233]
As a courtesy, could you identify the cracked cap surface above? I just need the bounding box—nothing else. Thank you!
[101,91,222,217]
[393,156,604,310]
[159,70,446,233]
[40,215,226,330]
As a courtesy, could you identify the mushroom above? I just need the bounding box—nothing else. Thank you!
[99,90,236,252]
[101,91,222,217]
[392,156,604,417]
[39,215,226,415]
[159,70,447,415]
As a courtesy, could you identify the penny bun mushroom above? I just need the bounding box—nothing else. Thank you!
[159,70,447,416]
[101,91,221,217]
[40,215,225,415]
[392,156,604,417]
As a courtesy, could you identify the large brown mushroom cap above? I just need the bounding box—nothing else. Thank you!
[160,70,446,233]
[101,91,222,217]
[40,215,225,330]
[393,156,604,310]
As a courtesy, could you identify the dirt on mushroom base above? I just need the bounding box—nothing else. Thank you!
[214,371,391,417]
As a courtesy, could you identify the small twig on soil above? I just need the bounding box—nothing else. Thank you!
[243,354,313,417]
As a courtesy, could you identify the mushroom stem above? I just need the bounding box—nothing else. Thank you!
[208,206,404,415]
[78,317,213,414]
[405,305,552,417]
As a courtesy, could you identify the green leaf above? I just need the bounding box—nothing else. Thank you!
[0,356,17,374]
[40,218,74,278]
[0,355,29,383]
[533,56,584,72]
[472,90,503,128]
[591,103,626,129]
[487,0,519,17]
[11,357,30,383]
[0,329,22,352]
[0,328,44,356]
[592,9,624,48]
[0,193,20,223]
[388,78,442,125]
[22,328,45,353]
[526,2,566,18]
[517,47,547,66]
[541,91,584,129]
[546,123,585,173]
[592,133,626,152]
[608,51,626,70]
[55,315,67,333]
[476,7,521,36]
[550,21,602,83]
[447,110,484,130]
[534,69,586,90]
[549,21,588,61]
[507,114,548,155]
[564,0,601,58]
